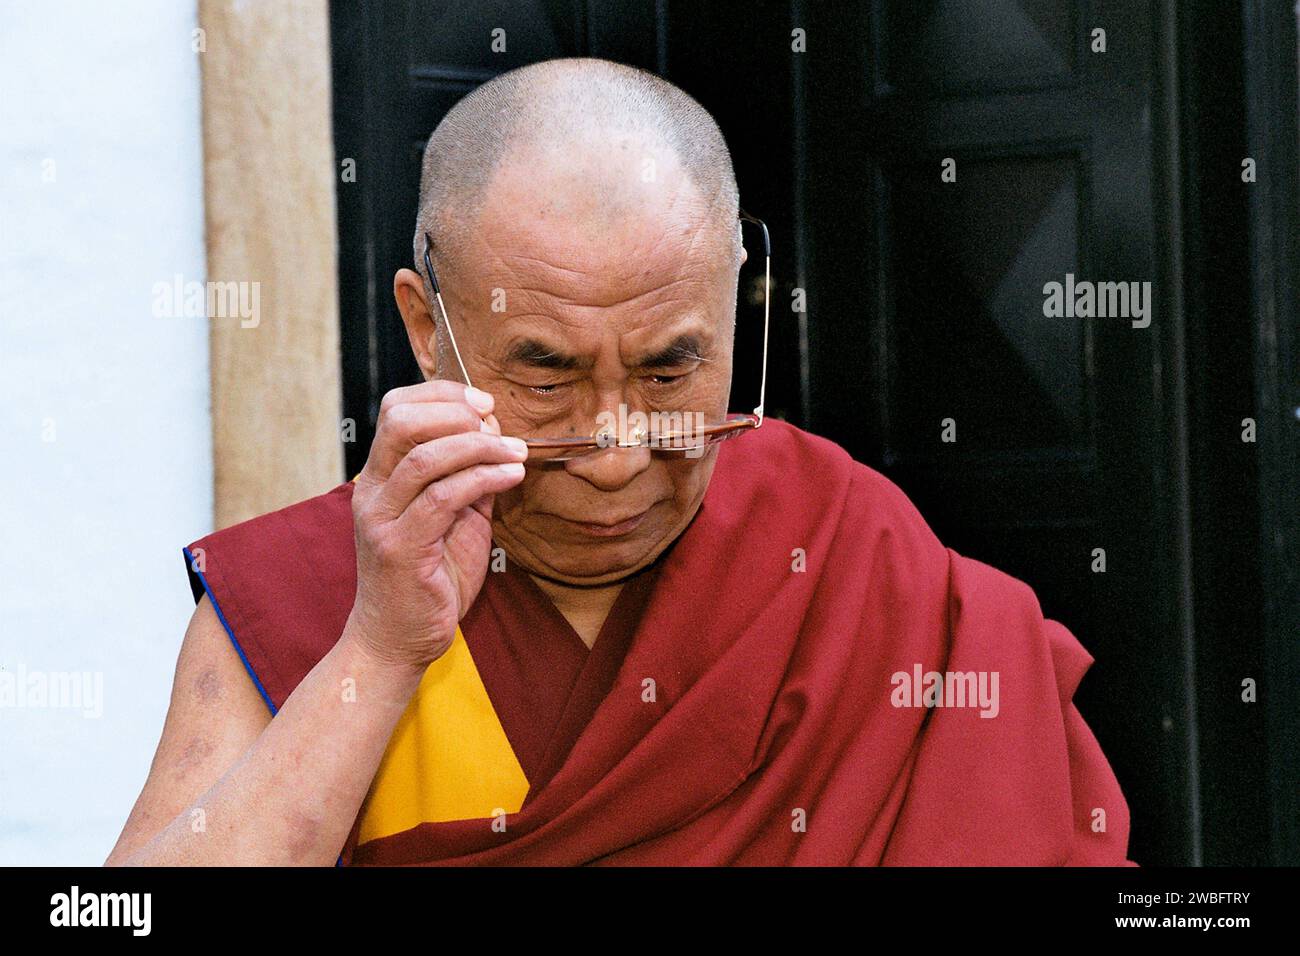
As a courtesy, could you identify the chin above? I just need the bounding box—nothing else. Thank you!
[513,524,669,584]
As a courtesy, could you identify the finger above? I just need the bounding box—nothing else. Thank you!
[469,492,493,522]
[467,415,504,523]
[365,396,495,481]
[397,461,526,541]
[379,431,528,519]
[377,379,492,420]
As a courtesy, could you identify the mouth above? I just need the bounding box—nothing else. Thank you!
[556,507,654,538]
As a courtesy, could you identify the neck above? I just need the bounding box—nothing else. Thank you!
[527,572,632,650]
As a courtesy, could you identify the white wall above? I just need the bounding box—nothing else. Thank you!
[0,2,211,864]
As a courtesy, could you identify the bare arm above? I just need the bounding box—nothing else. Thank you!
[104,594,424,866]
[107,381,526,866]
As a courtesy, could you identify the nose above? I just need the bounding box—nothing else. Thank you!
[564,445,653,491]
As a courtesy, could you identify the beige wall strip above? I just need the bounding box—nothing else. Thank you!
[199,0,343,528]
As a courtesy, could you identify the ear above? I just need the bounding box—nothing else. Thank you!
[393,268,439,380]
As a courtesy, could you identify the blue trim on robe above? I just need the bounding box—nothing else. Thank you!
[181,546,345,868]
[183,546,277,715]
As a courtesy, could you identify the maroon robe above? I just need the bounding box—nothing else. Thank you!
[182,418,1135,865]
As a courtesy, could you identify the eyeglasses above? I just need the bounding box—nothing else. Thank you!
[421,210,770,464]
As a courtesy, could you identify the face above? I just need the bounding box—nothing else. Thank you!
[395,131,744,586]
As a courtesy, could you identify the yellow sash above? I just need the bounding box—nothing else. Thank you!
[355,626,530,846]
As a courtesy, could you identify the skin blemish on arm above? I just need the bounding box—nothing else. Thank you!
[284,808,324,864]
[172,737,216,781]
[194,668,222,702]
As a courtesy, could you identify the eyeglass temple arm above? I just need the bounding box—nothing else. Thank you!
[738,211,770,427]
[423,233,474,388]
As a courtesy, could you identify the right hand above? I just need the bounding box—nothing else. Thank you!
[346,380,528,669]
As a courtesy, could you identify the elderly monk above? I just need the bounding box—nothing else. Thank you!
[107,58,1133,866]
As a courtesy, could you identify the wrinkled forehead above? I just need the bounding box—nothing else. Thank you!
[464,131,730,288]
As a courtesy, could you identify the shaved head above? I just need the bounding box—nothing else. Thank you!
[412,57,742,287]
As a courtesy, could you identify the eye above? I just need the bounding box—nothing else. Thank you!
[526,382,568,396]
[644,372,692,389]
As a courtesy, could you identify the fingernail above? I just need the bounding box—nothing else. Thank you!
[501,436,528,459]
[465,386,493,414]
[497,462,525,478]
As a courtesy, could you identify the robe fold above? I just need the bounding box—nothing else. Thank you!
[182,418,1134,865]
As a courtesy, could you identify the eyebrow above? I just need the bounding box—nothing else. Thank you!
[503,339,589,371]
[633,334,708,368]
[503,333,709,371]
